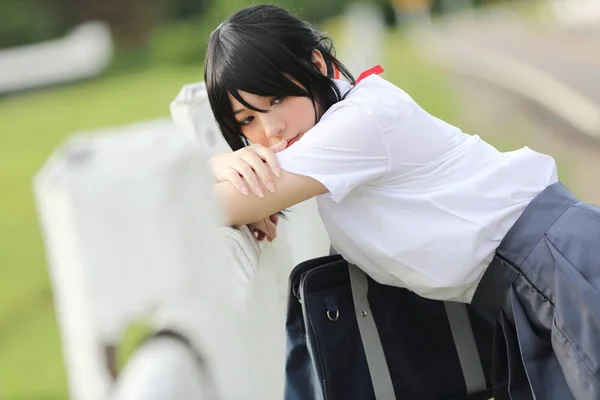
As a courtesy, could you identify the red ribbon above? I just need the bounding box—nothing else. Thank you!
[355,65,384,84]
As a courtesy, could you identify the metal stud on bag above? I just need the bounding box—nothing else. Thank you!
[327,310,339,321]
[325,295,339,321]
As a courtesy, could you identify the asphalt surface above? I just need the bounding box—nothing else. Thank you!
[434,12,600,104]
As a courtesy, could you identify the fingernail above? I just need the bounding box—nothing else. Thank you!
[241,187,249,196]
[274,168,281,178]
[256,187,264,198]
[267,182,275,192]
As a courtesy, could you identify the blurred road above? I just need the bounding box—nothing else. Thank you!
[415,10,600,140]
[434,12,600,104]
[412,9,600,202]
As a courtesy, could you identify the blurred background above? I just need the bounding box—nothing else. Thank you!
[1,0,599,398]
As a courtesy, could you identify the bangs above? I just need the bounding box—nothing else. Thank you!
[211,30,315,109]
[204,5,353,151]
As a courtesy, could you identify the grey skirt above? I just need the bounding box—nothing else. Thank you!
[471,182,600,400]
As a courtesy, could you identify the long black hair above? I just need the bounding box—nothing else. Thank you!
[204,4,355,151]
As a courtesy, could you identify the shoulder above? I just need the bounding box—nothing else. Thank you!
[326,76,419,132]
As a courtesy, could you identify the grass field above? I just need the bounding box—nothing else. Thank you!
[0,29,469,398]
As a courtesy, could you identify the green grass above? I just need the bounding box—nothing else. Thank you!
[0,30,460,398]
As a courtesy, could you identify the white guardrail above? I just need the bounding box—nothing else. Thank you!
[0,21,113,94]
[33,82,330,400]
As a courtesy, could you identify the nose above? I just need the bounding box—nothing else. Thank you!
[260,113,284,139]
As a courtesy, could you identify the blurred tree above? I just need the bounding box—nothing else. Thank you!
[0,0,211,49]
[375,0,400,27]
[167,0,211,20]
[277,0,354,23]
[64,0,160,46]
[0,0,62,48]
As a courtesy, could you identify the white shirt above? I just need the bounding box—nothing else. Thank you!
[277,75,557,302]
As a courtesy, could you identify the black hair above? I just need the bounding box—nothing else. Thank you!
[204,4,355,151]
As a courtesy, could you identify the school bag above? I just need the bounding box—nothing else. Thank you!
[284,253,502,400]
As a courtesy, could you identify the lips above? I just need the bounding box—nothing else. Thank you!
[286,135,300,149]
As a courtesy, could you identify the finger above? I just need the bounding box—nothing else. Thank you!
[234,161,264,198]
[251,222,269,242]
[241,154,275,194]
[223,169,249,196]
[255,146,282,178]
[254,219,275,241]
[269,213,280,225]
[264,219,278,241]
[269,141,287,153]
[250,225,265,240]
[255,230,266,242]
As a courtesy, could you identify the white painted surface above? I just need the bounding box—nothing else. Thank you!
[170,82,231,154]
[35,83,330,399]
[0,21,113,93]
[164,82,330,398]
[111,336,217,400]
[34,120,227,399]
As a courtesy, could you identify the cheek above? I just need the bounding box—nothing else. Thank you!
[287,98,318,130]
[243,130,271,146]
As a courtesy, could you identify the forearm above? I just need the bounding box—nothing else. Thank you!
[213,170,327,227]
[214,181,285,226]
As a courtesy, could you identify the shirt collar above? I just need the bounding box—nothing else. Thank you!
[334,79,352,97]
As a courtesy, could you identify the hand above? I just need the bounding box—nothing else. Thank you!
[248,213,280,242]
[209,142,287,197]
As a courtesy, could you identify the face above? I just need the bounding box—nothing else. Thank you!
[229,49,329,149]
[230,92,318,149]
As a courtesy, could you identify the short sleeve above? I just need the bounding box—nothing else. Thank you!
[276,99,390,202]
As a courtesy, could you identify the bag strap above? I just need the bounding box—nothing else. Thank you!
[340,245,486,397]
[348,263,396,400]
[348,264,486,398]
[443,302,487,394]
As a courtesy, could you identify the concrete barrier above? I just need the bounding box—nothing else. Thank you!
[34,83,330,399]
[0,21,112,93]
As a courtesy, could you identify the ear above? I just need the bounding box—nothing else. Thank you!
[311,49,328,77]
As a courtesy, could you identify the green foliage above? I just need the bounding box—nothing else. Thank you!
[0,0,212,50]
[276,0,355,23]
[166,0,211,20]
[147,18,212,66]
[0,0,62,48]
[117,320,154,371]
[143,0,370,69]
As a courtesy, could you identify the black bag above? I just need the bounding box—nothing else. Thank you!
[284,254,501,400]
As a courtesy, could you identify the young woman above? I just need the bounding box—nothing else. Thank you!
[204,4,600,399]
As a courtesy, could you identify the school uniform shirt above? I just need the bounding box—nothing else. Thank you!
[276,74,558,303]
